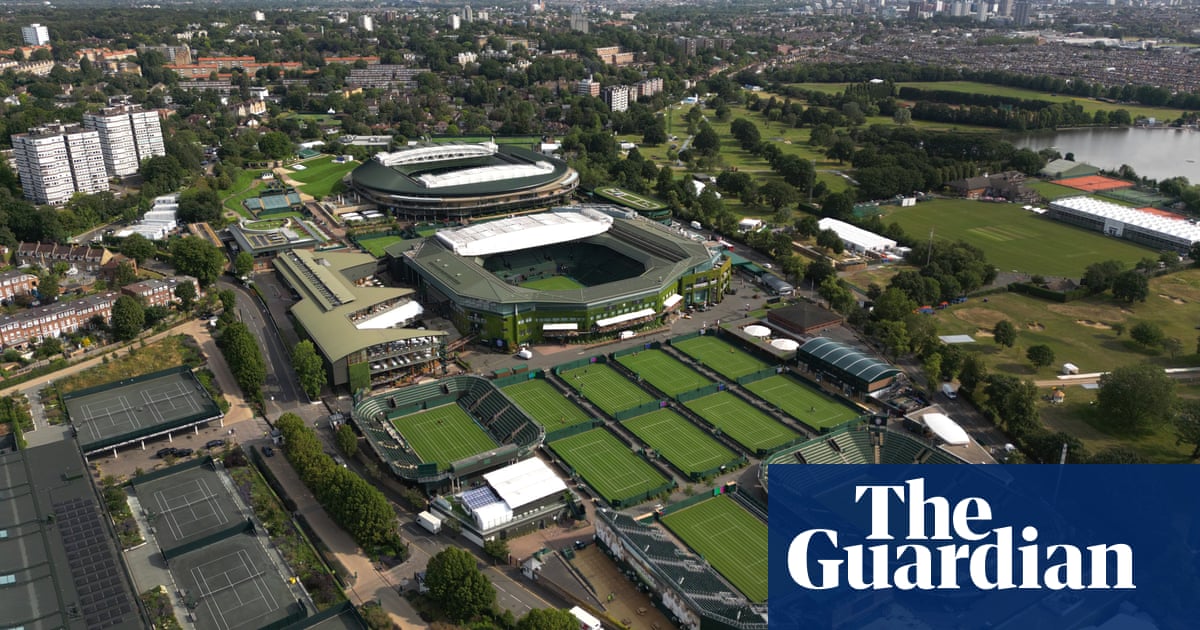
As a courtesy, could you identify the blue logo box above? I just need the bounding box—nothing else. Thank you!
[768,465,1200,630]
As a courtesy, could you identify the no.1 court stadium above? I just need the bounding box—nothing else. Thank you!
[63,367,224,456]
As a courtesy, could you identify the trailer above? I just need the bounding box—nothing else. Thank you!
[417,511,442,534]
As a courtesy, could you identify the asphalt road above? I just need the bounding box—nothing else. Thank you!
[219,279,303,412]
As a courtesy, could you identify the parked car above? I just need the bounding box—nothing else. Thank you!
[262,446,275,457]
[173,448,193,457]
[205,439,226,449]
[155,447,175,458]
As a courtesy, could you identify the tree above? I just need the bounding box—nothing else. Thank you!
[871,287,916,322]
[174,282,197,310]
[335,423,358,458]
[178,187,223,224]
[1130,321,1164,348]
[959,353,989,393]
[359,602,392,630]
[815,229,844,254]
[1083,260,1125,294]
[121,233,156,264]
[803,257,835,286]
[111,295,146,341]
[760,180,797,213]
[517,608,579,630]
[992,320,1017,348]
[1112,270,1149,303]
[483,537,509,563]
[234,251,254,277]
[820,192,854,219]
[692,123,721,155]
[113,261,138,288]
[983,375,1039,435]
[1096,363,1176,432]
[1174,399,1200,459]
[217,322,266,405]
[1164,337,1184,359]
[892,107,912,125]
[37,272,59,303]
[424,547,496,622]
[876,320,910,359]
[169,237,226,286]
[258,131,294,159]
[291,340,326,400]
[1026,344,1055,368]
[923,353,943,385]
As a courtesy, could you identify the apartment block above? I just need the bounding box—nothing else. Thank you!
[0,271,38,301]
[22,24,50,46]
[83,104,166,177]
[12,123,109,206]
[577,75,601,97]
[603,85,631,112]
[121,276,200,308]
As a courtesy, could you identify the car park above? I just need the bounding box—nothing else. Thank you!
[205,439,226,449]
[155,447,175,458]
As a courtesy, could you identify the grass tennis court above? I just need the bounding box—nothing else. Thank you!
[662,496,768,603]
[559,363,655,416]
[550,428,668,505]
[672,336,770,380]
[392,405,498,470]
[684,392,798,453]
[745,375,859,431]
[504,379,592,429]
[519,276,585,290]
[288,155,356,198]
[595,186,666,211]
[616,350,712,396]
[623,409,736,477]
[886,199,1155,276]
[356,234,404,257]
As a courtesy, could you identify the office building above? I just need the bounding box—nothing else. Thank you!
[21,23,50,46]
[12,123,109,206]
[83,104,166,177]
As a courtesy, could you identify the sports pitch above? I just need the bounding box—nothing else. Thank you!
[886,199,1156,277]
[519,276,585,290]
[393,404,498,470]
[662,496,768,603]
[623,409,736,476]
[171,534,297,630]
[559,363,655,415]
[64,368,223,452]
[684,392,798,453]
[504,379,592,429]
[595,186,666,211]
[616,349,712,396]
[745,375,859,431]
[672,336,770,380]
[550,428,668,505]
[134,466,243,552]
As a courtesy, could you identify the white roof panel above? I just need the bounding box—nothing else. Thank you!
[818,217,897,252]
[436,208,614,256]
[922,413,970,446]
[543,323,579,331]
[663,293,683,308]
[483,458,568,510]
[355,300,423,330]
[595,307,656,328]
[1051,196,1200,245]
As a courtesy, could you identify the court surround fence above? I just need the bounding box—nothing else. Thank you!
[161,519,254,560]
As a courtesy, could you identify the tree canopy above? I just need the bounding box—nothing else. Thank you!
[424,547,496,622]
[111,295,145,341]
[169,237,226,286]
[1097,363,1176,432]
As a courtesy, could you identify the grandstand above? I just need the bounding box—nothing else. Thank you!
[393,206,731,348]
[595,509,767,630]
[351,375,544,489]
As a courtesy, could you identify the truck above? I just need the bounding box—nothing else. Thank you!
[417,511,442,534]
[569,607,602,630]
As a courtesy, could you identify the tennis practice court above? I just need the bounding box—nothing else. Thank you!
[673,336,770,380]
[745,375,859,431]
[172,535,297,630]
[134,466,243,551]
[1052,175,1134,192]
[559,363,654,416]
[550,428,667,505]
[683,392,799,453]
[504,379,592,429]
[616,349,712,397]
[65,368,222,453]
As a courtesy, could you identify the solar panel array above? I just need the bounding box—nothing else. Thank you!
[54,497,136,629]
[461,485,502,511]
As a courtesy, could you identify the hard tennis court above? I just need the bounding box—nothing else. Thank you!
[64,369,222,452]
[171,535,296,630]
[134,466,242,551]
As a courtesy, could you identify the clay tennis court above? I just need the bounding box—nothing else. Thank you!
[1052,174,1134,192]
[1137,206,1188,221]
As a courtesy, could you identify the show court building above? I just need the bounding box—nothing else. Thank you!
[390,206,731,349]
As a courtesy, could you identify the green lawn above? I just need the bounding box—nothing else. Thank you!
[623,409,736,476]
[672,336,770,380]
[595,186,666,211]
[885,199,1157,277]
[288,155,357,198]
[244,219,285,231]
[1027,180,1088,201]
[745,375,860,431]
[222,169,270,217]
[616,350,712,397]
[550,428,668,505]
[504,378,592,429]
[392,405,498,470]
[519,276,585,290]
[684,392,799,453]
[661,496,768,603]
[559,363,655,416]
[357,235,405,258]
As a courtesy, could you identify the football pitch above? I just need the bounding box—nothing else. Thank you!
[673,336,770,380]
[519,276,585,290]
[662,496,768,603]
[392,405,498,470]
[559,363,655,415]
[616,350,712,396]
[623,409,736,477]
[550,428,668,504]
[503,379,592,429]
[886,199,1154,276]
[745,375,859,431]
[684,392,798,453]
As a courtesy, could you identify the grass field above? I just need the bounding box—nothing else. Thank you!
[684,392,799,453]
[623,409,736,476]
[550,428,668,504]
[504,379,592,429]
[661,496,768,603]
[392,405,498,470]
[673,336,770,380]
[559,363,655,416]
[595,186,666,211]
[221,169,270,217]
[616,350,712,396]
[520,276,585,290]
[745,375,860,431]
[1026,180,1088,202]
[886,199,1156,276]
[288,155,356,198]
[357,234,405,258]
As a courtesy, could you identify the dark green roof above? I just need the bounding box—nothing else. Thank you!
[797,337,900,385]
[351,144,571,197]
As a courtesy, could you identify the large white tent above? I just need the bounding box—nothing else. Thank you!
[922,413,970,446]
[744,324,770,338]
[771,338,800,351]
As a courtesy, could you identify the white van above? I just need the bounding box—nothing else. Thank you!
[941,383,958,400]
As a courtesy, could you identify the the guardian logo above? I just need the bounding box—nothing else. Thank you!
[787,478,1135,591]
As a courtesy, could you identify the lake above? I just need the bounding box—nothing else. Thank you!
[1011,127,1200,183]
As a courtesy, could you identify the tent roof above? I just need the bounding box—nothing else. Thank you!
[922,413,970,446]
